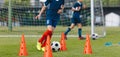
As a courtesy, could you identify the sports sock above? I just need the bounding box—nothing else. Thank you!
[78,28,82,37]
[38,30,52,43]
[38,30,48,43]
[41,30,52,47]
[64,28,71,35]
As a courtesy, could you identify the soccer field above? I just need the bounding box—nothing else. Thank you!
[0,27,120,57]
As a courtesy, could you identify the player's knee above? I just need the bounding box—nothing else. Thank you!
[78,26,82,28]
[77,24,82,28]
[70,24,75,29]
[47,26,54,31]
[70,26,74,29]
[78,25,82,28]
[47,28,53,31]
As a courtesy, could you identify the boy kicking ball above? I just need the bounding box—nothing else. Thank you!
[35,0,64,51]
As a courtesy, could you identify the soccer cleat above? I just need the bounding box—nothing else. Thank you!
[36,41,42,51]
[78,37,85,40]
[65,35,67,40]
[41,47,45,52]
[63,33,67,40]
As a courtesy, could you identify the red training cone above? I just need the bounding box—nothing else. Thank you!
[18,34,28,56]
[44,35,53,57]
[84,34,92,54]
[60,32,67,51]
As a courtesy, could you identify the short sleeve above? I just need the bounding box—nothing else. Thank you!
[73,3,78,8]
[73,2,82,8]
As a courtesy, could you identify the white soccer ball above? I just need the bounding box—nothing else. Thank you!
[51,41,61,52]
[39,0,46,2]
[92,33,98,40]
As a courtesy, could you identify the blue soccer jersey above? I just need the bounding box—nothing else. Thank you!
[72,1,83,18]
[44,0,64,27]
[71,1,83,24]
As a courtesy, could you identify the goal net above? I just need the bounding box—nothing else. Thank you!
[0,0,105,38]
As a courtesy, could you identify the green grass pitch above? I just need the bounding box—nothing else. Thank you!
[0,27,120,57]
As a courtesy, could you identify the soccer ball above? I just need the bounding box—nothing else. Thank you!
[92,33,98,40]
[51,41,61,52]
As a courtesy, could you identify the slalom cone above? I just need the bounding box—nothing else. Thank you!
[60,32,67,51]
[18,34,28,56]
[84,34,92,54]
[44,35,53,57]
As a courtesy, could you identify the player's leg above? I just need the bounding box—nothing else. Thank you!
[37,26,53,51]
[64,23,75,35]
[77,23,82,37]
[64,18,75,40]
[37,19,53,51]
[40,25,54,51]
[77,18,84,40]
[37,29,50,51]
[77,23,84,40]
[40,19,59,51]
[41,25,54,47]
[38,29,52,43]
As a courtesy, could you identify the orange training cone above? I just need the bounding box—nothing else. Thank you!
[84,34,92,54]
[60,32,67,51]
[44,35,53,57]
[18,34,28,56]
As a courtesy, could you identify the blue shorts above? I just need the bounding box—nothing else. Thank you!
[46,10,60,28]
[71,18,81,25]
[46,19,59,28]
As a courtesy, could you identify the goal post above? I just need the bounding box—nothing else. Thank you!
[91,0,106,37]
[8,0,12,31]
[91,0,95,36]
